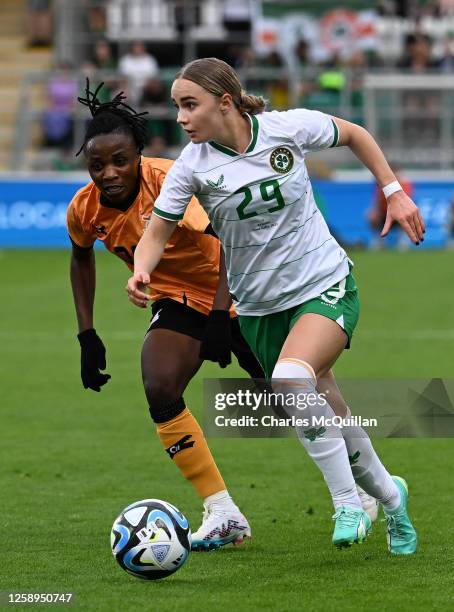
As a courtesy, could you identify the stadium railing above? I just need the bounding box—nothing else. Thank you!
[10,65,371,172]
[364,73,454,170]
[11,65,454,172]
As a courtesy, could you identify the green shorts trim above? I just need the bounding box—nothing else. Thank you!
[238,269,359,379]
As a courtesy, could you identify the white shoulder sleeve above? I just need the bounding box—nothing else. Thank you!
[280,108,339,152]
[153,155,195,221]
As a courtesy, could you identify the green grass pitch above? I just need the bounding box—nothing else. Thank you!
[1,249,453,611]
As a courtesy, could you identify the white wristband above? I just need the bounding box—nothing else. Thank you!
[382,180,402,199]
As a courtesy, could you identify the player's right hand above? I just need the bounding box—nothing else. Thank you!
[77,328,111,392]
[381,190,425,245]
[126,272,151,308]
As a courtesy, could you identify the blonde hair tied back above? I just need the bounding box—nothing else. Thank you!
[176,58,266,115]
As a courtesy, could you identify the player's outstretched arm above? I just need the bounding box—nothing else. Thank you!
[70,243,111,392]
[333,117,425,245]
[127,214,177,308]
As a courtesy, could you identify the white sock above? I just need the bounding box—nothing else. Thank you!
[342,408,401,511]
[204,490,239,513]
[272,359,361,510]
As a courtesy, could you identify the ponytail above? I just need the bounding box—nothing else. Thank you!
[238,90,267,115]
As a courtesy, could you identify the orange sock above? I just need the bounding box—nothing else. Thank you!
[156,407,226,498]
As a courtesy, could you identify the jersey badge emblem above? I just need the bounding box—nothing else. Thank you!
[270,147,294,174]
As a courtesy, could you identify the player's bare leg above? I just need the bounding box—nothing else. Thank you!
[141,328,250,550]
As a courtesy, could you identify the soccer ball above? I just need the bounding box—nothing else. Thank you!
[111,499,191,580]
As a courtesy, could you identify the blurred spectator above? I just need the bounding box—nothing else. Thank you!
[397,32,440,142]
[261,50,284,69]
[367,168,414,250]
[319,54,346,93]
[397,33,439,71]
[92,39,116,71]
[85,39,119,102]
[294,39,318,103]
[225,44,246,69]
[295,39,311,69]
[42,64,78,149]
[85,0,107,33]
[259,51,289,110]
[437,34,454,72]
[140,78,167,107]
[27,0,52,47]
[119,41,159,106]
[140,77,170,144]
[234,46,258,70]
[231,46,263,93]
[302,54,346,114]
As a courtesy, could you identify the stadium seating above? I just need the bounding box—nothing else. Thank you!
[0,0,51,171]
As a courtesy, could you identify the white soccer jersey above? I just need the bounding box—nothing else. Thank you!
[153,109,350,316]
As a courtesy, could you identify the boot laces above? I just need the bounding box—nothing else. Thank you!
[333,507,360,528]
[386,512,406,540]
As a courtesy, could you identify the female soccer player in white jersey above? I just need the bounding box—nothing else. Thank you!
[127,58,424,554]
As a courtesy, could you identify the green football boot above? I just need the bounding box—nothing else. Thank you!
[384,476,417,555]
[332,505,372,549]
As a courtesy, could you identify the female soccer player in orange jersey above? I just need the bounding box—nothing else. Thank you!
[67,82,263,549]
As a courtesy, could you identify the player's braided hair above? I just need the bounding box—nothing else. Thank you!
[76,79,149,156]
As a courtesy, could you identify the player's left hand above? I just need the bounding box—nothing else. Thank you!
[199,310,232,368]
[77,328,111,392]
[381,190,425,245]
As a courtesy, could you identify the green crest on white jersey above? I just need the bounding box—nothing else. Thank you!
[270,147,294,173]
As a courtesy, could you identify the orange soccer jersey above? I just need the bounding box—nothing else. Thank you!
[67,157,224,315]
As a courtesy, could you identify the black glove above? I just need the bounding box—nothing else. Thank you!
[77,328,111,392]
[199,310,232,368]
